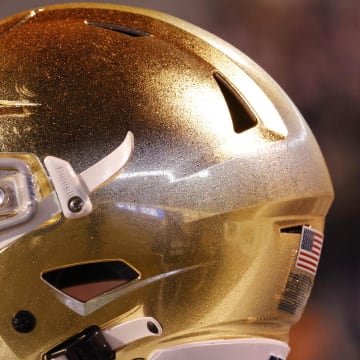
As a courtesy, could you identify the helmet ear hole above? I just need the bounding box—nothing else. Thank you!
[214,71,258,133]
[41,260,140,303]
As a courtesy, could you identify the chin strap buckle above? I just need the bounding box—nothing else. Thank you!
[46,317,162,360]
[47,325,114,360]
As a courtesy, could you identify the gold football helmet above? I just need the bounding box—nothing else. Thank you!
[0,3,333,360]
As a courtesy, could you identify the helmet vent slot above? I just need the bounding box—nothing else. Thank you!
[214,71,258,133]
[42,260,140,303]
[280,225,308,234]
[85,21,151,37]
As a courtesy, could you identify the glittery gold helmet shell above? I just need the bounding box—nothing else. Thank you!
[0,3,333,360]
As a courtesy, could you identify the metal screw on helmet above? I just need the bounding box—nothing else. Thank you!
[12,310,36,333]
[68,196,84,213]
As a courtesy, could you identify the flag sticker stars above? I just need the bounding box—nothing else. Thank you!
[295,226,324,276]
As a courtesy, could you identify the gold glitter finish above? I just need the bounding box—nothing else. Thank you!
[0,4,333,359]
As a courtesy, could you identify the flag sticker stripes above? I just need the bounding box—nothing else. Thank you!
[295,225,324,276]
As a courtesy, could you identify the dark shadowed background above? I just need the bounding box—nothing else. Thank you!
[0,1,359,359]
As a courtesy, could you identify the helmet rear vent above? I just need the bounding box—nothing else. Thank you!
[214,71,258,133]
[280,225,305,234]
[42,260,140,303]
[280,224,309,235]
[85,20,151,37]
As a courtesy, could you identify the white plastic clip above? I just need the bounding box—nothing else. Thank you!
[103,317,162,350]
[44,132,134,219]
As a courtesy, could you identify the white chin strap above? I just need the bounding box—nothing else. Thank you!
[48,316,288,360]
[148,338,290,360]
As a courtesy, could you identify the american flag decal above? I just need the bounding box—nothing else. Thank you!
[295,226,324,276]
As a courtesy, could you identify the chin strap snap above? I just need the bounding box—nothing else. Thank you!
[47,317,162,360]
